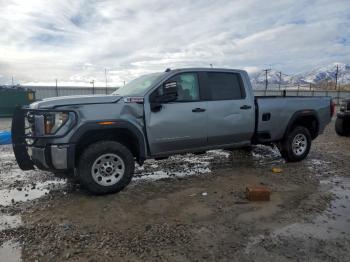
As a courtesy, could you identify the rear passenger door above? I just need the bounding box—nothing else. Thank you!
[205,72,255,146]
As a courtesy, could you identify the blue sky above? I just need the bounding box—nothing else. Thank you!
[0,0,349,86]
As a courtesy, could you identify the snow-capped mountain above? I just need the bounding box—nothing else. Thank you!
[250,69,295,85]
[250,63,350,86]
[297,63,350,84]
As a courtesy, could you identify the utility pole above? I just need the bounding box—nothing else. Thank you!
[105,68,108,94]
[12,76,14,86]
[278,71,282,91]
[263,69,271,96]
[55,79,59,96]
[335,64,339,90]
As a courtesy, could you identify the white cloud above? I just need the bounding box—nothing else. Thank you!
[0,0,349,86]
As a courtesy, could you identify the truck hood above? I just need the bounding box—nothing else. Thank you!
[30,95,122,109]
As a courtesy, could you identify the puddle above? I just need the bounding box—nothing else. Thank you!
[245,176,350,254]
[246,176,350,252]
[0,214,21,230]
[0,240,21,262]
[274,176,350,239]
[0,180,66,206]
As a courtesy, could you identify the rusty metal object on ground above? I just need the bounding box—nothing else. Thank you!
[246,186,271,201]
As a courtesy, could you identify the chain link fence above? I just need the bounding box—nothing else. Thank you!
[253,83,350,104]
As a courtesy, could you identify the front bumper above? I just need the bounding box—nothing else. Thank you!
[11,107,75,171]
[29,144,75,170]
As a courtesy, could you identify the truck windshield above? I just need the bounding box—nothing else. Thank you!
[112,72,164,96]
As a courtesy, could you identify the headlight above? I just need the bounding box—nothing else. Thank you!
[44,112,69,134]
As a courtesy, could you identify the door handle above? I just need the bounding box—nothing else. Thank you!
[192,108,206,112]
[240,105,252,110]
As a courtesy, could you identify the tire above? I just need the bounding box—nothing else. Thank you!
[77,141,134,195]
[279,126,311,162]
[335,118,350,136]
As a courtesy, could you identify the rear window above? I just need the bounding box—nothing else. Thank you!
[207,72,245,100]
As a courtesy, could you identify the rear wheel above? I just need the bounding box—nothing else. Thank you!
[77,141,134,195]
[279,126,311,162]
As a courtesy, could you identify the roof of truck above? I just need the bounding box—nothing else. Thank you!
[165,67,247,74]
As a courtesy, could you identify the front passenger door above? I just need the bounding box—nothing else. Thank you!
[145,72,208,156]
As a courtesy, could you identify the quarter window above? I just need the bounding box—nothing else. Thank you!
[207,72,244,100]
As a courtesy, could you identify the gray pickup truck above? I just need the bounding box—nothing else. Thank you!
[12,68,334,194]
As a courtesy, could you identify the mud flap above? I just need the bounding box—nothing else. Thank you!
[11,107,34,170]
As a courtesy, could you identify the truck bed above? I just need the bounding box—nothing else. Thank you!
[255,96,332,142]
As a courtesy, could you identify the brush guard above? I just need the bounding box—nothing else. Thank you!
[11,106,35,170]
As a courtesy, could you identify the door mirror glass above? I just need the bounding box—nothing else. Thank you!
[159,81,178,103]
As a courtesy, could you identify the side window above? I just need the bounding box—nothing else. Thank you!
[207,72,245,100]
[168,73,200,102]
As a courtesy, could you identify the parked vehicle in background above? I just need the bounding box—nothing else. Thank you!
[0,86,35,117]
[335,98,350,136]
[12,68,334,194]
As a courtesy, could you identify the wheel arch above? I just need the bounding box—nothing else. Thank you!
[284,110,320,140]
[70,120,147,165]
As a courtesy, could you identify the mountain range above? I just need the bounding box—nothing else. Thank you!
[250,63,350,87]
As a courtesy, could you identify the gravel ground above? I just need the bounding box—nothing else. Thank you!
[0,119,349,261]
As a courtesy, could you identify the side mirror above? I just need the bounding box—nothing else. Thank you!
[158,81,178,103]
[150,81,178,112]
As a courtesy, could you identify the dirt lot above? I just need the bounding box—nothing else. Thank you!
[0,119,349,261]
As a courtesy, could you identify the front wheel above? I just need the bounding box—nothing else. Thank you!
[77,141,134,195]
[279,126,311,162]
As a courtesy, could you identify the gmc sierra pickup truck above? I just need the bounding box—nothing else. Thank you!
[12,68,335,194]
